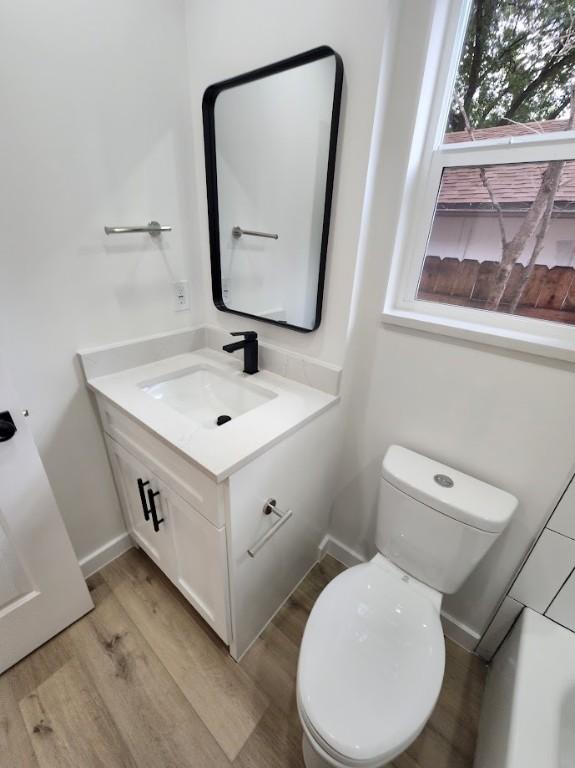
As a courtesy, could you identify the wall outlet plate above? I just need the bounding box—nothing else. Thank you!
[173,280,189,311]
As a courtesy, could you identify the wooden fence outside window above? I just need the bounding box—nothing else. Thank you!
[417,255,575,324]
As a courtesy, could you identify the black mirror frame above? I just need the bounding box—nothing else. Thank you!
[202,46,344,333]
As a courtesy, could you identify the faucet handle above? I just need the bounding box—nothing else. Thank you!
[230,331,257,340]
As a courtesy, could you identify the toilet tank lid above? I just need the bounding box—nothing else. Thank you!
[382,446,517,534]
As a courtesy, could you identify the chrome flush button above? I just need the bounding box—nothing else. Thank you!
[434,473,454,488]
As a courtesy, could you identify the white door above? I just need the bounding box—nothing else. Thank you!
[0,356,93,673]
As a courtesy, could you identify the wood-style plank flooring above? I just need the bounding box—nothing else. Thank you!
[0,549,487,767]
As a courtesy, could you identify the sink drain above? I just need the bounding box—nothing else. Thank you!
[216,414,232,426]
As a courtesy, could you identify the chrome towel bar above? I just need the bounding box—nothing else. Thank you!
[232,225,278,240]
[104,220,172,237]
[247,498,293,557]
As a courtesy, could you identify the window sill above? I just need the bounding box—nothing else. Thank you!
[381,305,575,365]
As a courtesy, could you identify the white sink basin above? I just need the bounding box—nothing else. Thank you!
[139,365,276,429]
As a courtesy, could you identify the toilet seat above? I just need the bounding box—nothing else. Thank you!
[297,557,445,767]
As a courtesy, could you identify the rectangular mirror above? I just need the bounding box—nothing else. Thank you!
[202,46,343,332]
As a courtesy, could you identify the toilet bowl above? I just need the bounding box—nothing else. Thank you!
[298,555,445,767]
[297,445,517,768]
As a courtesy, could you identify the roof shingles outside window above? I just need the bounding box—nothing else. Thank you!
[439,121,575,213]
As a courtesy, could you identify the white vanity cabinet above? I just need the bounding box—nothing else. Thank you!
[226,415,338,657]
[97,394,337,660]
[105,436,230,642]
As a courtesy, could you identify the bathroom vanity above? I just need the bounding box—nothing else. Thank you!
[81,335,339,659]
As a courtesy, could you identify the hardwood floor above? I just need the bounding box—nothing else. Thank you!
[0,549,487,767]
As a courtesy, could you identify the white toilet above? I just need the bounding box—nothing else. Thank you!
[297,445,517,768]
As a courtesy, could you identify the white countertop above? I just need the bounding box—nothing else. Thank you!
[87,348,338,481]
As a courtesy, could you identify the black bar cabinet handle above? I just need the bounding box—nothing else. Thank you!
[137,478,150,521]
[147,488,164,533]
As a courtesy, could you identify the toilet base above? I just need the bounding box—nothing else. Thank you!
[302,730,335,768]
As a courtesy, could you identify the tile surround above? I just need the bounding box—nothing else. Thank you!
[546,569,575,631]
[547,476,575,540]
[479,472,575,659]
[509,530,575,613]
[476,596,523,660]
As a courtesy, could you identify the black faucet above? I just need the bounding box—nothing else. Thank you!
[222,331,259,374]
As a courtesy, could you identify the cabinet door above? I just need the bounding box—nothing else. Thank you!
[106,438,173,574]
[161,483,229,642]
[227,407,337,659]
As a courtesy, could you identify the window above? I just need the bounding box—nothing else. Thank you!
[384,0,575,361]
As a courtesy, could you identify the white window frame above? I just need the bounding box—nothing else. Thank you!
[383,0,575,364]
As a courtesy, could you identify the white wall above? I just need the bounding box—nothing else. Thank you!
[0,0,204,562]
[329,0,575,639]
[185,0,389,363]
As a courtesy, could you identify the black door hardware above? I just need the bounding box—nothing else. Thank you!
[147,488,164,532]
[0,411,17,443]
[137,478,151,521]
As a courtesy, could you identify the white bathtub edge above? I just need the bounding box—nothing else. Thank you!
[474,608,575,768]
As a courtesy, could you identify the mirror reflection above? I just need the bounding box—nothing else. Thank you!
[203,47,343,331]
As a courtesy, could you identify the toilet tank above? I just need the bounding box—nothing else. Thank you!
[377,446,517,594]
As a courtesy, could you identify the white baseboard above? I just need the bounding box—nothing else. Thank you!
[79,531,133,579]
[318,535,480,652]
[441,610,480,652]
[318,534,366,568]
